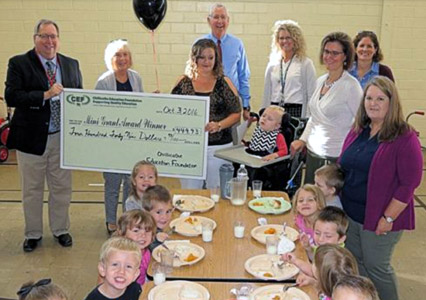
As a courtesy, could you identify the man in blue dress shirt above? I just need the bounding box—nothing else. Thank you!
[204,3,251,123]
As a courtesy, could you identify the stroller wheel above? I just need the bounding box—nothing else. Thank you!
[0,145,8,162]
[0,125,9,145]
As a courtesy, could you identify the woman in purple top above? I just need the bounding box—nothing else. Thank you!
[339,76,423,300]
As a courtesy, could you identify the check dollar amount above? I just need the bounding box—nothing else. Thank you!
[68,115,202,144]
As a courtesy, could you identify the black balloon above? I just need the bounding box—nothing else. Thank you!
[133,0,167,31]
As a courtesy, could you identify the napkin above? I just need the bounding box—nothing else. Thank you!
[258,218,267,226]
[180,211,191,218]
[277,236,295,254]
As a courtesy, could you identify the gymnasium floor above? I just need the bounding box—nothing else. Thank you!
[0,151,425,299]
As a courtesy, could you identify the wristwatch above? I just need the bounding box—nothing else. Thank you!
[383,214,394,223]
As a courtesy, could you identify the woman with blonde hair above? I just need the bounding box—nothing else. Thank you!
[95,39,144,234]
[262,20,316,118]
[339,76,422,300]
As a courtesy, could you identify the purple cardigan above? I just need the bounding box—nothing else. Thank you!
[340,129,423,231]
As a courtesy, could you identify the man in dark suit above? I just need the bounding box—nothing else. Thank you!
[5,19,83,252]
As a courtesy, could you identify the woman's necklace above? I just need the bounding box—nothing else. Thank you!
[324,72,343,89]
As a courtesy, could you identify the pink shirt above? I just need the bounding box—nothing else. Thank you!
[295,214,315,246]
[137,249,151,285]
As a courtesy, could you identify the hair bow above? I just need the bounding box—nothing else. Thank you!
[17,278,52,298]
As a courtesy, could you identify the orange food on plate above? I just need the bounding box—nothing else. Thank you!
[253,202,264,207]
[184,217,197,225]
[263,272,274,277]
[264,228,277,234]
[184,253,198,262]
[272,296,281,300]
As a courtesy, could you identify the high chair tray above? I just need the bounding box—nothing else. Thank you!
[214,145,290,168]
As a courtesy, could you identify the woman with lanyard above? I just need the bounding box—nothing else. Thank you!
[290,32,363,184]
[262,20,316,118]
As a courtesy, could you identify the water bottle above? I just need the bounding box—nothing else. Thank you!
[237,164,249,181]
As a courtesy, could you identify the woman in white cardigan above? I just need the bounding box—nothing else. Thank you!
[95,39,143,234]
[290,32,363,183]
[262,20,316,118]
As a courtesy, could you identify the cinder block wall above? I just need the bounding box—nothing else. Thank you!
[1,0,425,144]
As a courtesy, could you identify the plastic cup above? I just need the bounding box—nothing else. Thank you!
[160,249,175,273]
[152,262,166,285]
[252,180,263,198]
[210,186,220,203]
[234,221,245,238]
[266,236,278,255]
[202,222,213,242]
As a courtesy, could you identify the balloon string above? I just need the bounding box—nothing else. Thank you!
[150,30,160,92]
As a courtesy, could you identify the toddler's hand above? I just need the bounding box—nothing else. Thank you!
[156,232,169,242]
[261,153,277,161]
[296,273,316,287]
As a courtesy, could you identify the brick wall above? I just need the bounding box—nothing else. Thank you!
[0,0,425,144]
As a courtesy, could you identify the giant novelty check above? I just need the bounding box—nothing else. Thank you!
[60,89,209,179]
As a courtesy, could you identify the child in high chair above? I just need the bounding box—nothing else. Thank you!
[313,244,359,300]
[245,105,288,161]
[125,160,158,211]
[314,163,344,209]
[141,185,174,251]
[86,237,143,300]
[17,279,68,300]
[282,206,349,286]
[332,275,379,300]
[292,184,326,247]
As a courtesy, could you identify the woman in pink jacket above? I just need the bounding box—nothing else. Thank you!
[339,76,423,300]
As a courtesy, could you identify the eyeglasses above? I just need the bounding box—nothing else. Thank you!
[17,278,52,297]
[323,49,343,57]
[36,34,58,40]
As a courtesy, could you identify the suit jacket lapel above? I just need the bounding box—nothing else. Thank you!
[29,49,49,90]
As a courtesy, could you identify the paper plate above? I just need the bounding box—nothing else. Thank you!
[244,254,299,281]
[248,197,291,215]
[152,240,205,267]
[173,195,215,213]
[251,224,299,244]
[169,216,217,237]
[250,285,310,300]
[148,280,210,300]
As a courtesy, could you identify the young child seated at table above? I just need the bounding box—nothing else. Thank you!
[313,244,359,300]
[17,278,68,300]
[292,184,326,246]
[125,160,158,211]
[141,185,174,251]
[245,105,288,161]
[332,275,379,300]
[283,206,349,286]
[86,237,142,300]
[115,210,156,286]
[314,163,344,209]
